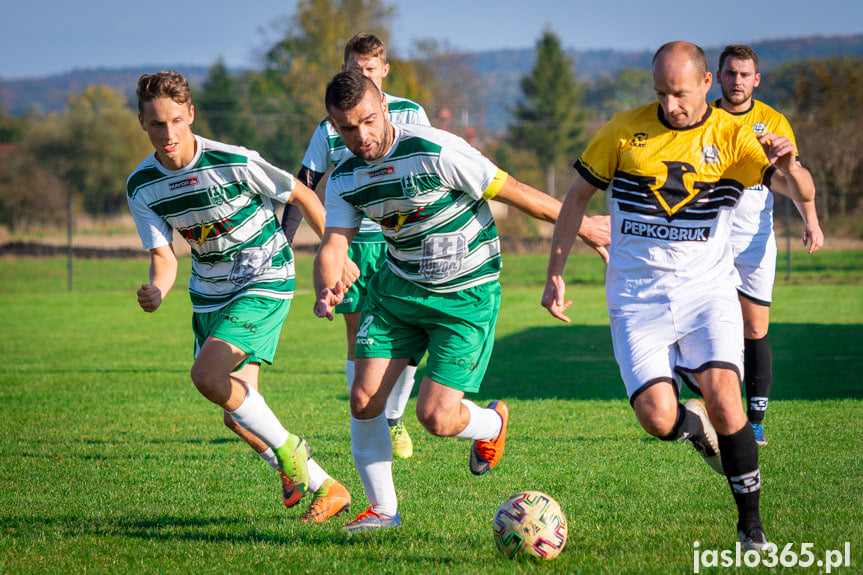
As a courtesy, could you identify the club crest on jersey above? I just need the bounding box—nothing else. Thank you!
[630,132,649,148]
[401,173,420,197]
[701,145,720,165]
[752,122,767,135]
[207,184,227,205]
[169,176,199,191]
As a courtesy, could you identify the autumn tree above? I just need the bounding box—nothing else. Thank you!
[761,56,863,222]
[23,85,151,216]
[508,30,585,198]
[263,0,395,117]
[249,0,434,172]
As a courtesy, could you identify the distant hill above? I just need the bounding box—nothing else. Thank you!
[470,33,863,130]
[0,66,210,116]
[2,34,862,129]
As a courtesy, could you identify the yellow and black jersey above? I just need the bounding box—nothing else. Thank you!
[574,103,775,309]
[711,99,797,154]
[712,98,798,243]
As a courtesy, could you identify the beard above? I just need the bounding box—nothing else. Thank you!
[722,86,751,106]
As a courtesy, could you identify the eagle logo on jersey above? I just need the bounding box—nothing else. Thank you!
[651,161,711,217]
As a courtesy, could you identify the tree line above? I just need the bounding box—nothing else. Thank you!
[1,0,861,238]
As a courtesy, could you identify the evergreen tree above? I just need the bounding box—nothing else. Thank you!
[508,30,585,198]
[196,59,258,147]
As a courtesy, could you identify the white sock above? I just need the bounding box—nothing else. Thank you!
[454,399,502,441]
[227,387,290,450]
[385,365,417,420]
[345,358,355,393]
[307,458,331,493]
[258,447,280,471]
[351,413,397,517]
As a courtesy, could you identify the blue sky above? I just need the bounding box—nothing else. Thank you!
[2,0,861,79]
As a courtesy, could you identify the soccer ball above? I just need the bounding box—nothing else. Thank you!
[493,490,568,560]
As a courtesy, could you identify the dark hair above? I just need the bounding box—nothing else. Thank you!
[718,44,759,73]
[652,41,708,76]
[136,71,191,113]
[344,33,387,64]
[325,70,381,113]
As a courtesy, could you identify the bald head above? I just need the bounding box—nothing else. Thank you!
[652,41,712,128]
[652,41,708,76]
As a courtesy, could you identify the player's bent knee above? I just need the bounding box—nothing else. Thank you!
[632,401,678,438]
[416,406,457,437]
[189,365,229,405]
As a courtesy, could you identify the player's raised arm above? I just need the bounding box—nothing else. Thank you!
[492,173,610,263]
[541,175,600,322]
[287,180,327,239]
[757,133,815,203]
[137,243,178,313]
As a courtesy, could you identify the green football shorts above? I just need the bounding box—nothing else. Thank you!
[192,295,291,370]
[355,266,501,393]
[335,240,386,315]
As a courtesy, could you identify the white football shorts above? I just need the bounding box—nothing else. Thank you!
[730,186,776,306]
[730,229,777,306]
[609,293,744,402]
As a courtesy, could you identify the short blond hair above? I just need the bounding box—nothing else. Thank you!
[344,33,387,64]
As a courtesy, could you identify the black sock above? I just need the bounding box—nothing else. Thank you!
[744,335,772,424]
[659,403,704,442]
[387,417,402,427]
[718,424,761,529]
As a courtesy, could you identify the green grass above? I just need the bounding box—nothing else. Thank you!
[1,252,861,574]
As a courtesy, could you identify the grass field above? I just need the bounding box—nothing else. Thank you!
[1,250,861,574]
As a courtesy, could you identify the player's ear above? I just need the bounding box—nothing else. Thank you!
[381,62,390,78]
[188,104,195,125]
[753,72,761,88]
[138,113,145,129]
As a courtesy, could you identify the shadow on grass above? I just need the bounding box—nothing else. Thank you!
[0,514,477,564]
[477,323,863,402]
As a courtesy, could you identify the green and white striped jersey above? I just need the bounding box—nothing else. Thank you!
[303,93,431,242]
[127,136,297,312]
[325,123,508,293]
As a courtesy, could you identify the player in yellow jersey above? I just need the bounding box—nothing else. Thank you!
[543,41,815,551]
[714,45,824,445]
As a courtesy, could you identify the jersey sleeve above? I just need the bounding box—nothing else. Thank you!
[770,113,799,158]
[127,192,173,250]
[573,116,625,189]
[436,135,501,201]
[413,105,432,127]
[245,150,297,203]
[323,178,363,229]
[301,122,334,174]
[726,125,773,189]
